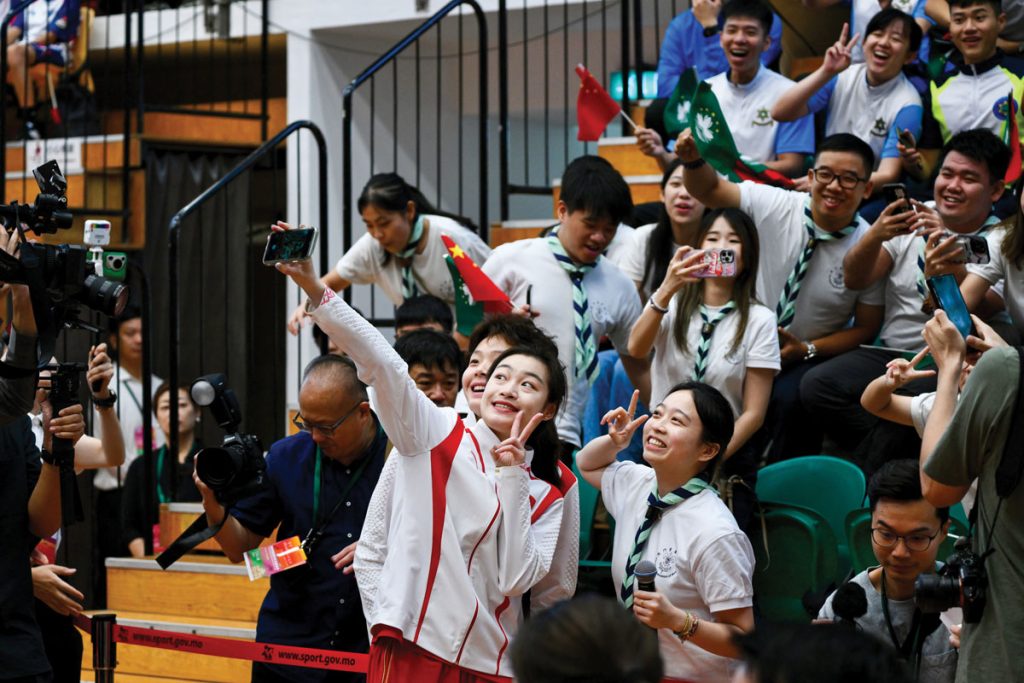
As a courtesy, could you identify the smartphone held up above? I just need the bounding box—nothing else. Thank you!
[263,227,318,265]
[694,249,737,279]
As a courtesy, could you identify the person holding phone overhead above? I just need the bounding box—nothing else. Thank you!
[803,129,1009,468]
[274,227,572,682]
[626,208,779,530]
[286,173,490,334]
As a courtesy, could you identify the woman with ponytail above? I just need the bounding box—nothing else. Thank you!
[287,172,490,334]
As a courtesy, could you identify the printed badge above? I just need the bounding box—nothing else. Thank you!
[244,536,308,580]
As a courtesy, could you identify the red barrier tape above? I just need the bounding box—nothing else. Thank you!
[73,612,369,673]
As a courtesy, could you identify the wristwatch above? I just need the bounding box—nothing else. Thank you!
[702,24,719,38]
[804,341,818,360]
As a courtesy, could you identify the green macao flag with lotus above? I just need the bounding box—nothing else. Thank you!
[665,68,794,189]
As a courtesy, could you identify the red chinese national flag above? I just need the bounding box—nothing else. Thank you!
[441,234,513,314]
[575,64,621,142]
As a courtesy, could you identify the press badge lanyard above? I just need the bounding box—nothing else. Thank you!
[304,445,371,556]
[155,441,199,504]
[880,570,925,679]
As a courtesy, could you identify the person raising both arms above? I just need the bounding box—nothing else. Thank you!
[275,233,573,682]
[627,208,778,531]
[287,172,490,334]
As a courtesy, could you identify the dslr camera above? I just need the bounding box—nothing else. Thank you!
[0,160,128,321]
[191,374,266,505]
[914,536,988,623]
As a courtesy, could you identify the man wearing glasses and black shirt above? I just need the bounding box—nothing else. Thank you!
[195,354,386,683]
[818,459,957,683]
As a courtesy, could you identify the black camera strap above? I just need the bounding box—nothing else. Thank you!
[156,512,224,570]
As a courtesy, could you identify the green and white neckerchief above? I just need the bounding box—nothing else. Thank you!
[399,215,425,300]
[546,233,599,384]
[693,302,736,381]
[776,198,859,329]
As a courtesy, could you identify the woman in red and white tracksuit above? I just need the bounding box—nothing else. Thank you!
[280,256,570,683]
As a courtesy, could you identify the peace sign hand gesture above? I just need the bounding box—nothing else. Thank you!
[822,23,860,75]
[884,347,936,389]
[600,390,649,451]
[491,411,546,468]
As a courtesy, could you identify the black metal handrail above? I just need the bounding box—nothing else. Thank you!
[341,0,488,276]
[165,119,328,461]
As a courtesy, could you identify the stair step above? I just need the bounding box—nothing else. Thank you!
[552,174,661,206]
[598,136,662,177]
[489,219,555,248]
[106,556,267,621]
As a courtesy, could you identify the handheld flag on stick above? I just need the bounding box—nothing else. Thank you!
[575,64,636,141]
[441,234,512,335]
[665,68,794,190]
[1004,90,1022,184]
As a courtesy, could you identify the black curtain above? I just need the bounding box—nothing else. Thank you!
[142,147,287,452]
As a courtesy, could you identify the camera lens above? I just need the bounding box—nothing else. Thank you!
[80,274,128,317]
[195,446,242,490]
[914,573,961,614]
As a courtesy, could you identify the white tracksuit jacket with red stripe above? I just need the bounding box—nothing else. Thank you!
[309,292,571,679]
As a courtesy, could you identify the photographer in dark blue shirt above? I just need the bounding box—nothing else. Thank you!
[195,355,386,683]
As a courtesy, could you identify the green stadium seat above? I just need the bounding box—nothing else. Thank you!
[752,502,840,622]
[756,456,867,579]
[571,458,612,572]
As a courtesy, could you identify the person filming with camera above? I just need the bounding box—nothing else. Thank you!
[194,355,386,683]
[919,309,1024,682]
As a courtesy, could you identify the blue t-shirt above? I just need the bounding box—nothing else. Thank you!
[656,10,783,98]
[231,425,387,682]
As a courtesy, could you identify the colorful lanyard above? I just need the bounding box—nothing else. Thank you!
[155,441,197,504]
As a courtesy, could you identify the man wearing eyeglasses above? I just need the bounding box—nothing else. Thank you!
[818,459,956,682]
[803,129,1010,470]
[679,130,885,462]
[195,354,386,683]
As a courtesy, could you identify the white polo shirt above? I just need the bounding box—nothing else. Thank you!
[483,238,643,447]
[603,461,754,682]
[335,214,491,307]
[879,212,999,351]
[617,223,688,296]
[969,226,1024,335]
[606,223,637,269]
[650,302,780,411]
[812,64,923,166]
[91,365,165,491]
[738,182,885,341]
[708,66,815,165]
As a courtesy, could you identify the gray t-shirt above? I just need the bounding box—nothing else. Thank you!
[926,347,1024,682]
[818,569,956,683]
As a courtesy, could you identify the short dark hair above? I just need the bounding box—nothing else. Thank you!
[466,314,559,359]
[721,0,774,34]
[865,8,923,53]
[393,328,463,375]
[662,381,735,478]
[510,595,663,683]
[815,133,876,177]
[108,304,142,334]
[734,622,913,683]
[559,155,633,227]
[301,354,368,401]
[946,0,1002,13]
[152,380,197,418]
[937,128,1011,186]
[395,294,454,335]
[868,459,950,524]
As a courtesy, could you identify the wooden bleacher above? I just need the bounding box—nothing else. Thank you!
[78,504,268,682]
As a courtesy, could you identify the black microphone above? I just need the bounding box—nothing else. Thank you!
[635,560,657,593]
[832,580,868,627]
